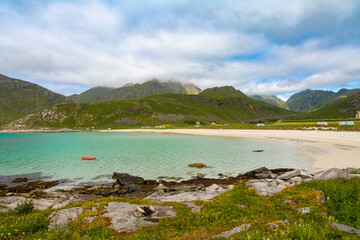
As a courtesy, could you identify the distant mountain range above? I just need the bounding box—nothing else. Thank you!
[0,74,72,126]
[249,95,289,110]
[1,73,360,129]
[296,91,360,120]
[6,86,293,129]
[69,79,201,103]
[286,89,360,112]
[250,89,360,112]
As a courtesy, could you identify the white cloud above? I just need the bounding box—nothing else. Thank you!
[0,0,360,96]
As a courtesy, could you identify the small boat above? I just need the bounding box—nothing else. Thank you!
[82,156,96,160]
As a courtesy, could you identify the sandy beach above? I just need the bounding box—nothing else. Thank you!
[103,129,360,169]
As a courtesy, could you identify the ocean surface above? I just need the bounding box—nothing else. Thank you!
[0,132,310,186]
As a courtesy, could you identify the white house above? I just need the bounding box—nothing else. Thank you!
[317,122,328,126]
[257,123,264,126]
[339,121,355,126]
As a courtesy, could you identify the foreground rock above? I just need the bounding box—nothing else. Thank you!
[246,179,290,196]
[146,184,233,202]
[331,222,360,236]
[0,192,99,211]
[314,168,348,180]
[101,202,176,233]
[49,207,83,229]
[112,172,146,185]
[213,223,251,238]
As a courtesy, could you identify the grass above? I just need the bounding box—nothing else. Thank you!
[349,169,360,174]
[302,178,360,229]
[1,178,359,239]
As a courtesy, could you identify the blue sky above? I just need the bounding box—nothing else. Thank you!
[1,0,360,99]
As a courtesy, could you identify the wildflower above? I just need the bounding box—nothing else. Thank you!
[8,233,11,235]
[22,232,25,235]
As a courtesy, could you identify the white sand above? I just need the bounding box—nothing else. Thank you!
[104,129,360,169]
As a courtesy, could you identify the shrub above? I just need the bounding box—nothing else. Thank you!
[13,200,34,215]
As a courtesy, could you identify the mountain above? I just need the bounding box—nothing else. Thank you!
[69,87,113,103]
[69,79,202,103]
[286,89,360,112]
[250,95,289,109]
[199,86,246,98]
[6,86,294,129]
[0,74,72,126]
[299,91,360,119]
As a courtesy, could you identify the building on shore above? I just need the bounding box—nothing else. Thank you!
[339,121,355,126]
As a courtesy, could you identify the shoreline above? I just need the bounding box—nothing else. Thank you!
[101,129,360,169]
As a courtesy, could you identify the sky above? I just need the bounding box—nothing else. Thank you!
[1,0,360,99]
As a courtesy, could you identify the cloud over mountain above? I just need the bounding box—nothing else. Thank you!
[0,0,359,96]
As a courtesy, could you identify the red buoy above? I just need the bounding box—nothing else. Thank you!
[81,156,96,160]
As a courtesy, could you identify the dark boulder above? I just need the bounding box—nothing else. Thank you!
[243,167,272,178]
[112,172,145,185]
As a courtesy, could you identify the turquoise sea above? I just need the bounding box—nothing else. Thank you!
[0,132,310,186]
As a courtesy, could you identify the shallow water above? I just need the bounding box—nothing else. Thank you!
[0,132,310,186]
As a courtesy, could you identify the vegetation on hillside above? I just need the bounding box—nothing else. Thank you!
[292,92,360,120]
[69,79,201,103]
[250,95,289,109]
[0,74,72,126]
[6,88,294,129]
[286,89,360,112]
[0,178,359,239]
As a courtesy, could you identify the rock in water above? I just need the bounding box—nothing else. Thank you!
[12,177,29,183]
[112,172,145,185]
[188,163,206,168]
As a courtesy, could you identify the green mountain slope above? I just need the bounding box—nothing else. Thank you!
[299,92,360,119]
[286,89,360,112]
[69,79,202,103]
[0,74,72,126]
[69,87,113,103]
[250,95,289,109]
[6,87,294,129]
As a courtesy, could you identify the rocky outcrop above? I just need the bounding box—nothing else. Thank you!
[101,202,176,233]
[6,180,59,194]
[314,168,348,180]
[246,179,289,196]
[212,223,251,238]
[331,222,360,236]
[146,183,233,202]
[48,207,84,229]
[182,202,203,213]
[112,172,145,185]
